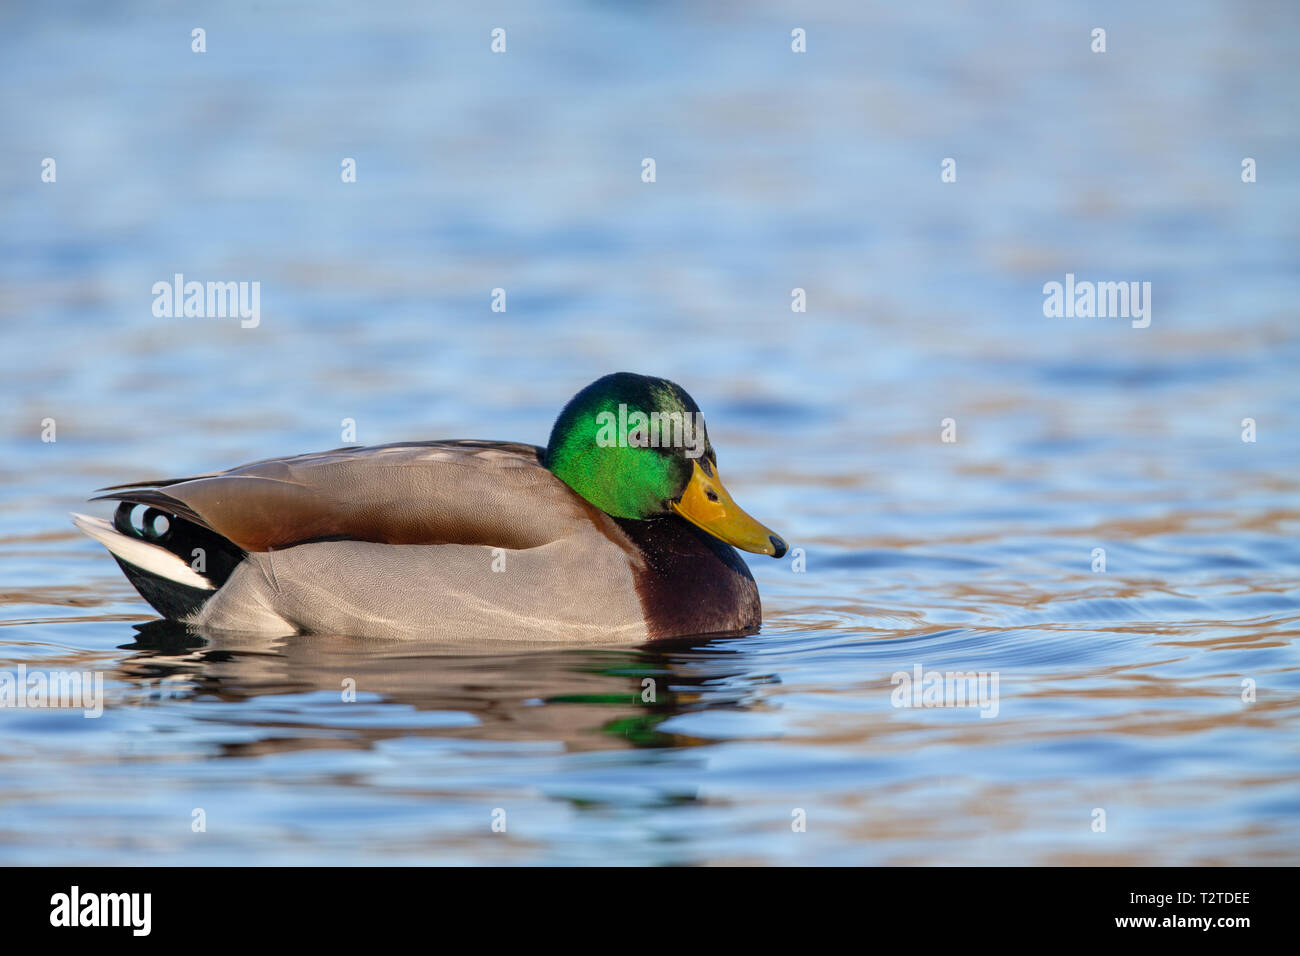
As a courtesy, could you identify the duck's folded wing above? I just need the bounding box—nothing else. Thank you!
[93,440,584,552]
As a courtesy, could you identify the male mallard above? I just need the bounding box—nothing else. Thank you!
[72,373,787,642]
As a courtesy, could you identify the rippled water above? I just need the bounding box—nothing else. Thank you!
[1,1,1298,864]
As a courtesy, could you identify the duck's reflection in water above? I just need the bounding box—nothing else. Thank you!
[115,620,769,757]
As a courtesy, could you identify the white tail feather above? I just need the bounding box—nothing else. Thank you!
[71,512,215,591]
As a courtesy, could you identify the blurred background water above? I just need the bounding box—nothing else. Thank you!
[0,0,1297,864]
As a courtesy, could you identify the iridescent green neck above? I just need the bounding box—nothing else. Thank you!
[547,432,682,519]
[543,373,703,519]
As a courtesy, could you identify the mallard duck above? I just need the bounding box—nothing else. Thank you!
[72,373,787,642]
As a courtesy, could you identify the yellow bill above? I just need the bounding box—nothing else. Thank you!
[670,459,787,557]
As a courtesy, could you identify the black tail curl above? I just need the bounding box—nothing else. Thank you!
[110,502,246,619]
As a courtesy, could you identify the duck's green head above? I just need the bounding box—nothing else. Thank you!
[544,372,787,557]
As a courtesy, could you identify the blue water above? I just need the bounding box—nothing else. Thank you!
[1,0,1297,864]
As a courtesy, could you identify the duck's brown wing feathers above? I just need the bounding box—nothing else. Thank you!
[93,440,589,553]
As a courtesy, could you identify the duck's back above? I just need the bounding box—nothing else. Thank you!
[99,440,585,552]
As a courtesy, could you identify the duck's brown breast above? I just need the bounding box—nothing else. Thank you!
[613,516,761,640]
